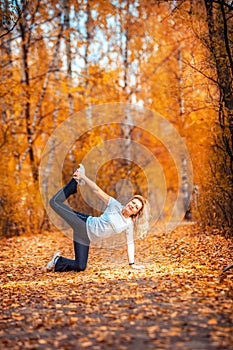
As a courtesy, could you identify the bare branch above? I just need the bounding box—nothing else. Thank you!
[0,4,22,39]
[182,58,218,84]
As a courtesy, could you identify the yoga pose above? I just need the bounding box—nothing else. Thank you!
[46,164,149,272]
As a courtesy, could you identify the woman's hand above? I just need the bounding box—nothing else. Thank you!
[130,264,145,269]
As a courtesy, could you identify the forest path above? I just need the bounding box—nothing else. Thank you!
[0,223,232,350]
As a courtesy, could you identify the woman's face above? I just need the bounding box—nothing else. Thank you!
[124,198,143,217]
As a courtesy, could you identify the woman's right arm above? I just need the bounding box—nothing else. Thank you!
[126,226,145,270]
[73,169,110,205]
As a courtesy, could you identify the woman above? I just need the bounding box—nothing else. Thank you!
[46,164,149,272]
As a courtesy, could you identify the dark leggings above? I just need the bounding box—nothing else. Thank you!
[49,178,90,272]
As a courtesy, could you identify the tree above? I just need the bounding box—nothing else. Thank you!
[0,0,21,39]
[1,0,231,237]
[201,0,233,233]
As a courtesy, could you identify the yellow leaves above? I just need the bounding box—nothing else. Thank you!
[11,312,25,321]
[208,318,218,325]
[69,316,78,325]
[147,325,159,335]
[79,339,93,348]
[0,224,233,349]
[96,331,110,343]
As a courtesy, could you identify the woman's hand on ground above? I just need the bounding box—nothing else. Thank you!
[130,264,145,269]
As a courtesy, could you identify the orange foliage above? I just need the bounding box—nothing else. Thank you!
[0,1,230,235]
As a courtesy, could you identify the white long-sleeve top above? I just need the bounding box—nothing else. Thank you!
[86,197,134,244]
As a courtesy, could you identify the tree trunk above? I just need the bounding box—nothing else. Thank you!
[204,0,233,230]
[84,0,92,125]
[63,0,74,115]
[18,4,38,183]
[120,1,132,168]
[204,0,233,168]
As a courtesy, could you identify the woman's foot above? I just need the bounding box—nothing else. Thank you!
[74,164,86,186]
[46,252,61,271]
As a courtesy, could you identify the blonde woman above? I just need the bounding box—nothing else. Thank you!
[47,165,149,273]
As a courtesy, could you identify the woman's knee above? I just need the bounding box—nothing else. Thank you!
[49,196,57,210]
[75,262,87,272]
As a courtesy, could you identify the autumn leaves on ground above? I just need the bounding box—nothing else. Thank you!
[0,223,232,350]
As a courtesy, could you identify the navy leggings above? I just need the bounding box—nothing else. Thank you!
[49,178,90,272]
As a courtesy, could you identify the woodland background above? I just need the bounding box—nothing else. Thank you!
[1,1,233,349]
[0,0,233,237]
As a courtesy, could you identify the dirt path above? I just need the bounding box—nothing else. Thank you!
[0,223,232,349]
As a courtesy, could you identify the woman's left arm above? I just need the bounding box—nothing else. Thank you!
[73,168,110,204]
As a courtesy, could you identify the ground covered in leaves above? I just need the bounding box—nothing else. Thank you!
[0,223,232,350]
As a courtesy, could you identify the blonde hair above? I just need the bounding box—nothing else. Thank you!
[130,195,150,239]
